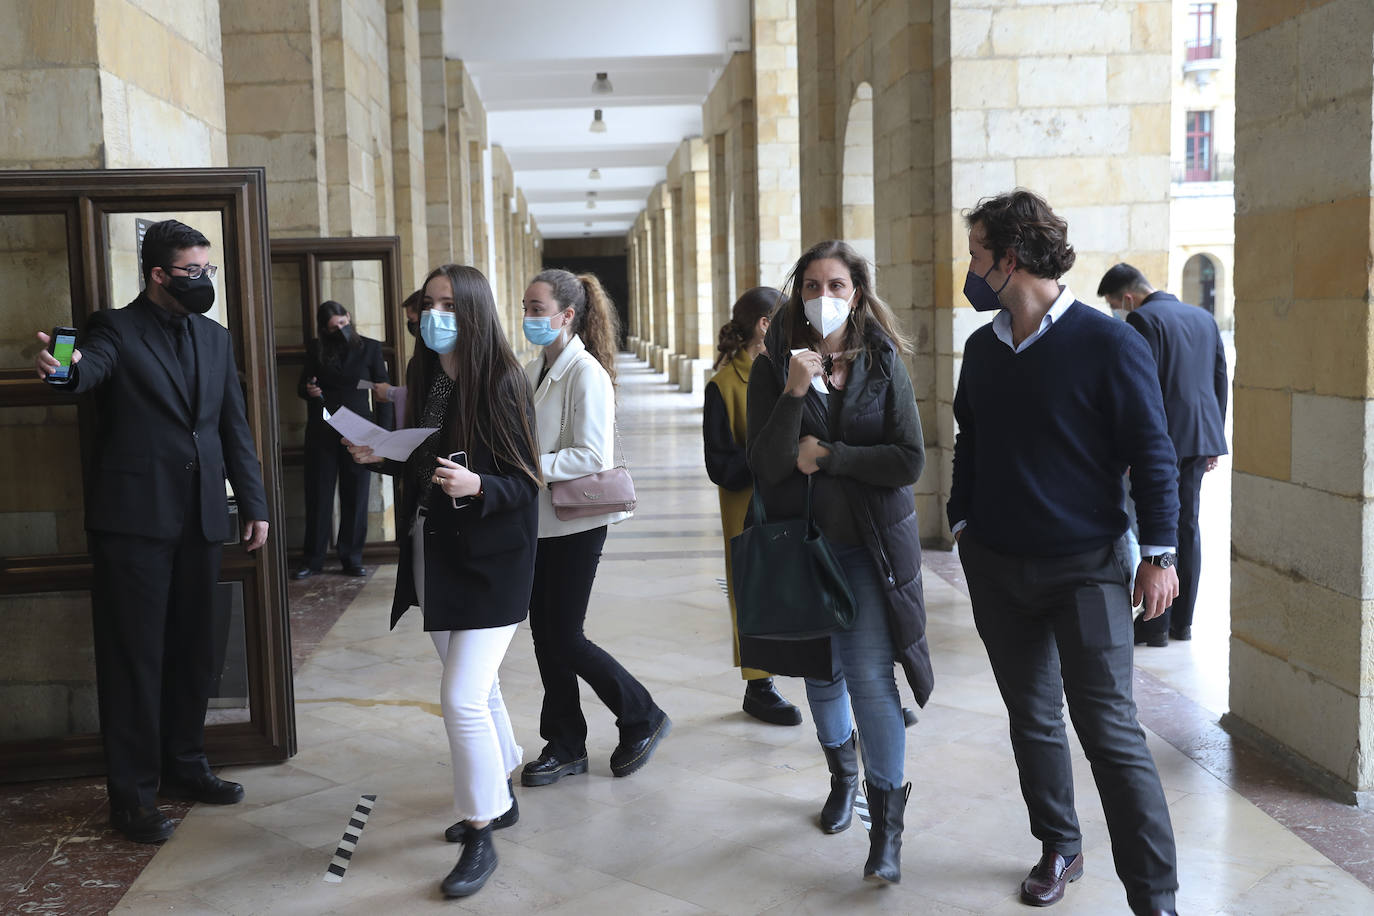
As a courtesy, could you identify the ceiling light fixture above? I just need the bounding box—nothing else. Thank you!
[588,168,601,180]
[589,109,607,133]
[591,72,613,94]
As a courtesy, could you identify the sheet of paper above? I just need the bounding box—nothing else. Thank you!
[324,406,437,462]
[790,348,828,395]
[355,380,375,390]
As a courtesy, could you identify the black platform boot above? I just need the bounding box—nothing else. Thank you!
[446,778,518,842]
[819,731,859,834]
[862,781,911,884]
[439,823,497,898]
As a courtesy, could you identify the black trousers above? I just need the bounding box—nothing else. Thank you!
[959,533,1177,916]
[302,436,371,568]
[89,520,223,812]
[528,526,656,759]
[1138,455,1208,638]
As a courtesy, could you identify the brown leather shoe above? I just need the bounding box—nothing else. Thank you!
[1019,851,1083,906]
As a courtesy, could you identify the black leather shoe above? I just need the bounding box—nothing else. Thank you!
[520,751,588,787]
[610,709,671,777]
[160,772,244,805]
[110,806,174,844]
[446,779,518,841]
[902,707,918,728]
[342,565,368,578]
[862,781,911,884]
[1020,851,1083,906]
[1133,620,1168,648]
[743,678,802,726]
[291,566,318,580]
[439,824,496,898]
[1169,625,1192,641]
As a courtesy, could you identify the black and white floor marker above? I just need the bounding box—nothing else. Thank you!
[324,794,376,883]
[715,577,729,596]
[854,793,871,832]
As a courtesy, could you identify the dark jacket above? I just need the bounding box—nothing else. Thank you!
[745,324,933,707]
[298,334,391,445]
[378,366,540,632]
[62,293,268,542]
[1126,291,1228,460]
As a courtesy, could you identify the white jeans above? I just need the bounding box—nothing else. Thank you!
[414,513,523,821]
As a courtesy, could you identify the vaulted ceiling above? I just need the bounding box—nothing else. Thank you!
[445,0,750,239]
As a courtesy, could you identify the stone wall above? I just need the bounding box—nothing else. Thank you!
[1228,0,1374,802]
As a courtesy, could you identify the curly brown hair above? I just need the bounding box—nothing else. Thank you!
[714,286,783,369]
[965,189,1076,280]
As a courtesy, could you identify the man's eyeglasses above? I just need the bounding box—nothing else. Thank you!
[163,263,218,280]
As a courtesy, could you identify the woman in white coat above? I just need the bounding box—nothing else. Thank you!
[518,269,670,787]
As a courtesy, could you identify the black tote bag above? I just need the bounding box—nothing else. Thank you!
[730,476,857,640]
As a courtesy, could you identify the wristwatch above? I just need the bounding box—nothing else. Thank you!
[1144,552,1177,569]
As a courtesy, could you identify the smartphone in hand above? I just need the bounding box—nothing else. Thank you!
[46,326,78,383]
[448,451,473,509]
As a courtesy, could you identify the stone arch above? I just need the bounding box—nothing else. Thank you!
[1182,252,1221,315]
[840,82,875,276]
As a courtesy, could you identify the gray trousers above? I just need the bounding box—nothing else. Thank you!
[959,533,1178,916]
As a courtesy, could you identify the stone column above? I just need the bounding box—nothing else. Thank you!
[648,184,676,374]
[752,0,802,287]
[416,0,452,276]
[386,0,427,290]
[669,138,714,393]
[1226,0,1374,805]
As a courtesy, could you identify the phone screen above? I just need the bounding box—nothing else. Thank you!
[447,452,472,508]
[48,329,77,380]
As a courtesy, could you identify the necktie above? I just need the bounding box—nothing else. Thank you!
[171,320,196,403]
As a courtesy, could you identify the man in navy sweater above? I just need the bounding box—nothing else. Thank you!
[949,191,1180,916]
[1099,263,1228,646]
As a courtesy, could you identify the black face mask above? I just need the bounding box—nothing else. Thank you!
[332,324,356,344]
[165,275,216,314]
[406,319,419,338]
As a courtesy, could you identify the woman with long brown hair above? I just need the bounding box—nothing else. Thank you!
[702,286,802,726]
[747,240,930,884]
[517,268,670,788]
[346,263,540,899]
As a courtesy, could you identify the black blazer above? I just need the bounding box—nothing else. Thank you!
[298,335,390,445]
[1126,292,1228,459]
[379,367,540,632]
[63,294,269,542]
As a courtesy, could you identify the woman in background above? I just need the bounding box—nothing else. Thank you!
[703,287,801,727]
[518,268,671,787]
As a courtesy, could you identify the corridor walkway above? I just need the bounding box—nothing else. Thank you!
[114,355,1374,915]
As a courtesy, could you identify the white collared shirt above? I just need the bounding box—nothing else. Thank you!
[991,284,1076,353]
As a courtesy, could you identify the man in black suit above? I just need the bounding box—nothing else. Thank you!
[293,300,390,579]
[35,219,270,843]
[1099,263,1229,645]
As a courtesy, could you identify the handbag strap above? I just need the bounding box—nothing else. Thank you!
[749,473,814,529]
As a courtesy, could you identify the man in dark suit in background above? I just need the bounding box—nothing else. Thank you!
[294,300,390,580]
[1099,263,1229,646]
[35,219,270,843]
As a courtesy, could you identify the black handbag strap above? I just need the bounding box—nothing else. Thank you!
[749,474,814,530]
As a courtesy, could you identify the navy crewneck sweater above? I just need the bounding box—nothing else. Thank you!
[947,301,1179,557]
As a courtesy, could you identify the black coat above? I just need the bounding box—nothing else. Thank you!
[63,294,268,542]
[379,367,540,632]
[745,327,934,707]
[298,335,391,445]
[1126,292,1228,460]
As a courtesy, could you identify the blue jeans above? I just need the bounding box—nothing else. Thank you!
[805,543,906,790]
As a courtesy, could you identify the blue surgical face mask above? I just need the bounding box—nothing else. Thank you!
[963,263,1012,312]
[420,309,458,354]
[522,316,561,347]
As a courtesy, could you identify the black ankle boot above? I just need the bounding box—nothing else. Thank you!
[743,678,803,726]
[439,823,496,898]
[819,731,859,834]
[862,781,911,884]
[445,778,518,842]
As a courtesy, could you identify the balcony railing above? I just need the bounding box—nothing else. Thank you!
[1171,154,1234,184]
[1185,37,1222,62]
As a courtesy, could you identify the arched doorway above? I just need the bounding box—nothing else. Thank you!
[841,83,876,275]
[1182,252,1220,314]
